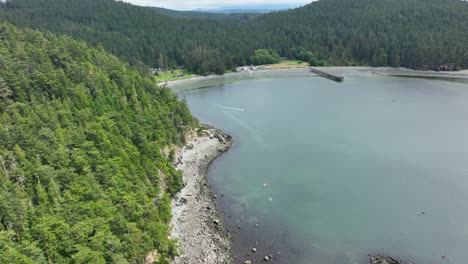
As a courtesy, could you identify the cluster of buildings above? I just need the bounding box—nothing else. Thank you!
[235,65,259,72]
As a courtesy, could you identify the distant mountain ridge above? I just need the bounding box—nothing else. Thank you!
[194,3,303,13]
[194,9,274,14]
[149,7,260,20]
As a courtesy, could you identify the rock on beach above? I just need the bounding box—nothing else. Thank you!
[169,128,233,264]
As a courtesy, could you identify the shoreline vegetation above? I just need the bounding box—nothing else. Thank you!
[154,60,310,84]
[169,127,233,264]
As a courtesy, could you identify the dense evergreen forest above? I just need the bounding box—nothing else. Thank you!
[0,0,245,75]
[0,22,195,263]
[255,0,468,68]
[0,0,467,263]
[0,0,467,74]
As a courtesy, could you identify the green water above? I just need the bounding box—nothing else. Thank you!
[175,71,468,263]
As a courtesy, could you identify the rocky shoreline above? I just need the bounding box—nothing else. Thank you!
[169,127,233,264]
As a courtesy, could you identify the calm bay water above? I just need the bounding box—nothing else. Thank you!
[175,71,468,264]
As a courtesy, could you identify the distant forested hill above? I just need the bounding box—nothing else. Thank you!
[0,22,194,263]
[255,0,468,69]
[0,0,246,74]
[149,7,260,21]
[0,0,467,71]
[0,0,260,75]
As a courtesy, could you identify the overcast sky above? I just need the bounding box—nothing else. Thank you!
[120,0,312,10]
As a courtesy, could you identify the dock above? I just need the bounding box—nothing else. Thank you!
[310,68,344,82]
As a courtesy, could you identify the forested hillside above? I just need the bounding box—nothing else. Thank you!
[0,22,195,263]
[1,0,467,73]
[255,0,468,68]
[0,0,244,75]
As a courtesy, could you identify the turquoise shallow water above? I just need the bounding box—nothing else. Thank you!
[175,72,468,264]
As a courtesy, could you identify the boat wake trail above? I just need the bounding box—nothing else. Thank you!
[216,104,246,112]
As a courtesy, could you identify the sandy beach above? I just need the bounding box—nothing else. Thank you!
[160,67,310,87]
[170,128,233,264]
[318,66,468,79]
[163,66,468,88]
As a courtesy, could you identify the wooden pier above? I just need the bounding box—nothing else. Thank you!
[310,68,344,82]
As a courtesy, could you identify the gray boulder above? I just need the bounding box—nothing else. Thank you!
[370,255,399,264]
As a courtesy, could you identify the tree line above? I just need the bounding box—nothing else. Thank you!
[0,0,467,75]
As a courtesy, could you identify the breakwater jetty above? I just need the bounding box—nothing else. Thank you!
[310,67,344,82]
